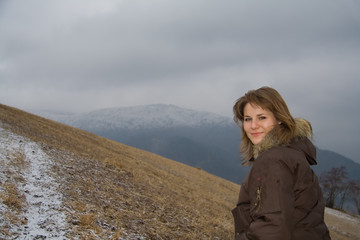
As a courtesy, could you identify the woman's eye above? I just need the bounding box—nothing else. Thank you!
[244,117,252,122]
[259,116,266,120]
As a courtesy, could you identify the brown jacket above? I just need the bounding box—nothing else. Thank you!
[232,119,331,240]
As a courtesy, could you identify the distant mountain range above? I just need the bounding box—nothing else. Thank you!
[35,104,360,184]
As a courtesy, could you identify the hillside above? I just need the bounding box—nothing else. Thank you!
[0,103,359,240]
[0,103,240,239]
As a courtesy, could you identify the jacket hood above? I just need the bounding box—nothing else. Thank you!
[253,118,317,165]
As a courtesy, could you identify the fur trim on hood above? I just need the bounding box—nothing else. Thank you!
[253,118,313,160]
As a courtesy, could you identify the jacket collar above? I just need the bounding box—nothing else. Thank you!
[252,118,316,164]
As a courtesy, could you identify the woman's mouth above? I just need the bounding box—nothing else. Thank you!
[251,132,262,137]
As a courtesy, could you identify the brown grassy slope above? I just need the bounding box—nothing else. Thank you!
[324,208,360,240]
[0,103,358,240]
[0,104,240,239]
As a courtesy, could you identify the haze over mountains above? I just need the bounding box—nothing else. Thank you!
[36,104,360,183]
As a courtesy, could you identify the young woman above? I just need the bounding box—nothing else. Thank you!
[232,87,331,240]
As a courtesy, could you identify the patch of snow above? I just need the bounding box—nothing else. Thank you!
[325,207,360,223]
[119,229,146,240]
[0,127,67,239]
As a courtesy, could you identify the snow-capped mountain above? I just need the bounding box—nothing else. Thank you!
[37,104,234,131]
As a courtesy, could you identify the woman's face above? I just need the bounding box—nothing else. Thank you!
[243,103,278,145]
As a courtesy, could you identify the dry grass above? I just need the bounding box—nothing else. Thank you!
[0,182,25,211]
[0,148,28,238]
[79,214,98,227]
[0,103,358,239]
[325,209,360,240]
[0,149,27,212]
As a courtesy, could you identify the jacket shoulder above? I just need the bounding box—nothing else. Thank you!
[254,146,306,172]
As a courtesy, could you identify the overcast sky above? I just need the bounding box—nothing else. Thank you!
[1,0,360,163]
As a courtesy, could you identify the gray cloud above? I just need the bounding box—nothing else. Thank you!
[1,0,360,162]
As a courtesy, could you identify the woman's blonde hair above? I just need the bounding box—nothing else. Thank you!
[233,86,296,164]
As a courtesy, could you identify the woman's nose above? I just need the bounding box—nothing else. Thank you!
[251,120,259,129]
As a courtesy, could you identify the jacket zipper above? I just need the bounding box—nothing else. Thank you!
[255,186,261,211]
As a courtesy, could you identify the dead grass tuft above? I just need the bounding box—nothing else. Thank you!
[79,214,97,227]
[103,157,122,169]
[0,182,25,210]
[10,151,28,170]
[0,145,30,239]
[0,149,28,213]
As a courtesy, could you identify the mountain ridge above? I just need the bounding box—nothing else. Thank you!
[34,104,234,131]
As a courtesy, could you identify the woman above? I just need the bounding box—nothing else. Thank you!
[232,87,330,240]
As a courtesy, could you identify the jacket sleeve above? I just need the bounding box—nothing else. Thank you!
[232,204,251,240]
[241,157,295,240]
[232,181,251,240]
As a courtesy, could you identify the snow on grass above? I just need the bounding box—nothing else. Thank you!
[0,127,67,239]
[325,207,360,223]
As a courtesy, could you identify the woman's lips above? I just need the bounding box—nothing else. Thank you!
[251,132,262,137]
